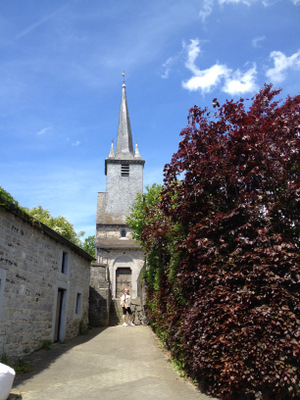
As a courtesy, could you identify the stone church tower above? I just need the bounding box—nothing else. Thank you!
[96,80,145,300]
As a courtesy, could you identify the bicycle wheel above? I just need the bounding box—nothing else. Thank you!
[131,311,136,325]
[137,311,143,325]
[141,315,149,326]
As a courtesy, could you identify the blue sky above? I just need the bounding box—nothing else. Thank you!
[1,0,300,239]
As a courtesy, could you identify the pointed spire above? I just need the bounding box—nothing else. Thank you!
[115,73,134,155]
[134,142,141,158]
[108,140,115,157]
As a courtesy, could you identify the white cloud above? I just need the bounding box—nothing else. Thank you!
[199,0,299,21]
[218,0,300,7]
[266,50,300,82]
[199,0,214,22]
[36,126,52,136]
[199,0,255,22]
[161,57,174,79]
[161,52,183,79]
[182,39,257,95]
[219,0,255,5]
[72,140,81,146]
[182,39,229,93]
[223,64,258,95]
[183,64,230,93]
[251,35,266,48]
[184,39,202,73]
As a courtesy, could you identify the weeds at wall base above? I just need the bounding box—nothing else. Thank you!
[1,352,34,376]
[40,340,53,350]
[79,320,89,335]
[13,359,34,375]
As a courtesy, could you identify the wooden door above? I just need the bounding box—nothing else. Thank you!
[116,268,132,298]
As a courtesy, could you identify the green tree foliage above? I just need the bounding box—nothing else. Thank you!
[0,186,20,208]
[22,205,96,257]
[81,235,96,258]
[22,205,85,247]
[129,85,300,399]
[127,183,162,245]
[0,187,96,257]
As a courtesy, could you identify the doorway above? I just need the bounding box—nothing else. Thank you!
[54,288,66,342]
[116,268,132,298]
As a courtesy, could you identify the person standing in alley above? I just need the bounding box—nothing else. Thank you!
[121,288,135,327]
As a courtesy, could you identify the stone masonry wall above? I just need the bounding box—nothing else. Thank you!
[89,263,110,327]
[105,162,143,221]
[0,207,91,360]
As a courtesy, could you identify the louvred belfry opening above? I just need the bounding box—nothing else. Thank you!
[121,164,129,177]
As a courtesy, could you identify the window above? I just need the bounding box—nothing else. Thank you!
[61,251,69,274]
[121,164,130,177]
[120,229,126,238]
[75,292,82,315]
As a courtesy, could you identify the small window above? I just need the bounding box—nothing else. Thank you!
[61,251,69,274]
[120,229,126,238]
[75,292,82,315]
[121,164,130,177]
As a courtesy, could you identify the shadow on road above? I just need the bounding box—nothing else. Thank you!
[10,327,106,390]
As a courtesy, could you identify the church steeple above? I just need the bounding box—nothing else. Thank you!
[96,73,145,300]
[115,75,133,156]
[106,74,144,175]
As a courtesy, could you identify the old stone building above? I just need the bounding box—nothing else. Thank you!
[96,81,145,300]
[0,202,94,359]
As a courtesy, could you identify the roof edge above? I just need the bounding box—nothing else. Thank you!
[0,203,95,262]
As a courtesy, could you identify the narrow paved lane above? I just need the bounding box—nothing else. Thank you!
[11,326,217,400]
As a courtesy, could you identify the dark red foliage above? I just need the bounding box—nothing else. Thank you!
[143,85,300,399]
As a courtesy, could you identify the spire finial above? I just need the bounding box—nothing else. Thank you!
[122,71,126,87]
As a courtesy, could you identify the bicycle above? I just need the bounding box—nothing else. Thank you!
[131,303,149,326]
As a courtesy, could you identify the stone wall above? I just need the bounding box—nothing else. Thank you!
[105,162,144,220]
[89,263,110,327]
[96,224,134,240]
[0,206,93,360]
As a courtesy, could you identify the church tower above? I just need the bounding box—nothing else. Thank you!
[96,78,145,299]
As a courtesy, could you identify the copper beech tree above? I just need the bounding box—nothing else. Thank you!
[135,85,300,399]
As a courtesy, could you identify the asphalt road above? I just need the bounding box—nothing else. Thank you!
[10,326,217,400]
